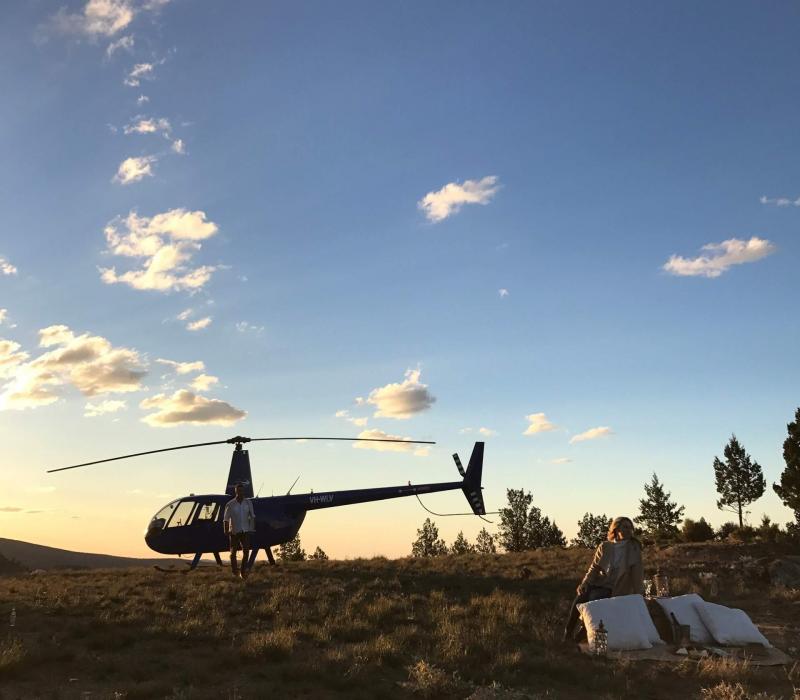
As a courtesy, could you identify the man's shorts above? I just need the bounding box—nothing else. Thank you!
[229,531,250,553]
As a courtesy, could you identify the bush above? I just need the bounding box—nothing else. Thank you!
[756,515,781,543]
[683,517,715,542]
[716,522,738,541]
[728,526,756,543]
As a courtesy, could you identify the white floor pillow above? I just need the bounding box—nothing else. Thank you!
[656,594,714,645]
[694,601,771,647]
[578,594,658,651]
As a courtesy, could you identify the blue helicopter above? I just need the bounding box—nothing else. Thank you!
[48,435,486,571]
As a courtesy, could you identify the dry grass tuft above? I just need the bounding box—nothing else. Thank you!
[697,657,753,682]
[0,637,26,675]
[699,681,782,700]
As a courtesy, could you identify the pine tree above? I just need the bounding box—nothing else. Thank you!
[571,513,610,548]
[714,434,766,527]
[498,489,533,552]
[450,531,474,555]
[411,518,448,557]
[278,533,306,561]
[774,407,800,524]
[474,527,497,554]
[636,473,685,540]
[309,546,329,560]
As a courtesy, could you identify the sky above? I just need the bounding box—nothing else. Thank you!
[1,1,799,559]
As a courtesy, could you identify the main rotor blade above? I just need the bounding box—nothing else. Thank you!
[47,439,232,473]
[248,437,436,445]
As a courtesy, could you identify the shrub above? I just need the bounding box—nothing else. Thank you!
[716,522,738,541]
[682,517,715,543]
[309,546,329,560]
[728,526,756,543]
[756,515,781,543]
[411,518,448,557]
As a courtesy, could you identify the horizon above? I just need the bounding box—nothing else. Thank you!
[1,1,799,559]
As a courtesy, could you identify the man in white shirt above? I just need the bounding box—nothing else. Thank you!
[223,483,255,579]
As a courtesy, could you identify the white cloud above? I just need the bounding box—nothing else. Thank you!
[176,309,193,321]
[99,208,220,293]
[140,389,246,427]
[186,317,211,331]
[418,175,500,223]
[124,62,155,87]
[49,0,135,38]
[334,409,368,427]
[171,138,185,154]
[663,237,775,278]
[235,321,265,335]
[353,429,430,457]
[190,374,219,392]
[365,368,436,419]
[569,426,613,444]
[137,95,149,105]
[760,195,800,207]
[478,427,496,437]
[112,155,156,185]
[84,399,127,417]
[0,310,6,325]
[0,325,146,411]
[498,288,509,298]
[106,34,133,57]
[124,117,171,136]
[0,257,17,275]
[523,413,557,435]
[156,358,205,375]
[551,457,573,464]
[0,339,29,379]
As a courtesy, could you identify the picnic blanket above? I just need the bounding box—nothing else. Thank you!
[578,642,792,666]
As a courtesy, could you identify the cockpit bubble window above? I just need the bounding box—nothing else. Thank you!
[166,500,197,528]
[153,500,179,523]
[193,502,220,523]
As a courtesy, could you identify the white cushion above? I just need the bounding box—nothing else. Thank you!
[578,594,659,651]
[656,594,714,645]
[694,601,771,647]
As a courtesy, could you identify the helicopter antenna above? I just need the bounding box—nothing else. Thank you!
[47,435,436,473]
[256,482,264,497]
[286,475,300,495]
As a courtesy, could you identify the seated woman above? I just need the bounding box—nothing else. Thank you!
[563,516,644,642]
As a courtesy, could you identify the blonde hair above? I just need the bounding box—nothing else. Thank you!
[607,516,634,542]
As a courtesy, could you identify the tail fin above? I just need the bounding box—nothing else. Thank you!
[461,442,485,515]
[226,445,254,498]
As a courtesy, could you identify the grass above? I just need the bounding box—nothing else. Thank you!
[0,542,797,699]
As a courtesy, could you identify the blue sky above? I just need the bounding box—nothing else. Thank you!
[1,1,798,557]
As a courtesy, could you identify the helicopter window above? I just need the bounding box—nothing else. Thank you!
[193,502,220,523]
[166,500,197,528]
[153,501,178,522]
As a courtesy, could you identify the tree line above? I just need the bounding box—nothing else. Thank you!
[411,406,800,555]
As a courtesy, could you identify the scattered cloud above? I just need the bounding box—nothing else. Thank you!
[0,309,6,325]
[0,340,29,379]
[0,325,146,410]
[0,257,17,275]
[99,208,220,293]
[235,321,265,335]
[663,237,775,278]
[84,399,127,417]
[460,426,496,437]
[551,457,573,464]
[353,429,430,457]
[176,309,193,321]
[190,374,218,392]
[124,62,155,87]
[112,155,156,184]
[137,94,149,105]
[124,117,171,136]
[0,507,23,513]
[498,288,509,298]
[48,0,135,38]
[418,175,500,223]
[334,409,368,427]
[186,317,212,331]
[156,358,204,374]
[364,368,436,419]
[523,413,558,435]
[171,138,185,155]
[106,34,133,57]
[569,426,613,444]
[760,195,800,207]
[140,390,246,427]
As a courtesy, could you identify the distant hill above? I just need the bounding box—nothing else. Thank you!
[0,538,184,571]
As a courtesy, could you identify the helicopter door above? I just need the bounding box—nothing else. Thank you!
[165,500,197,528]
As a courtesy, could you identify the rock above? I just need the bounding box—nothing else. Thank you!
[768,557,800,588]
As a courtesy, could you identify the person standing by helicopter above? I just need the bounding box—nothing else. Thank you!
[223,483,255,579]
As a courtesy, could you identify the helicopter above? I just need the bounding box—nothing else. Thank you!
[48,435,486,571]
